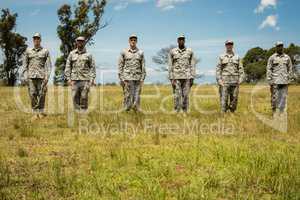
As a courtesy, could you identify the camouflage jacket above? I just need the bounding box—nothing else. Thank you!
[65,48,96,81]
[267,53,294,85]
[216,52,244,85]
[22,47,52,80]
[168,47,196,80]
[118,48,146,81]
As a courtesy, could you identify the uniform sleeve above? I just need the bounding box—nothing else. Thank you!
[45,50,52,80]
[238,58,245,84]
[266,56,273,85]
[118,51,125,81]
[141,52,146,81]
[216,56,222,84]
[21,49,29,80]
[287,56,295,82]
[168,51,174,80]
[190,51,196,79]
[90,55,96,81]
[64,53,72,81]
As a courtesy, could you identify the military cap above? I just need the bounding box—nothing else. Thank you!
[275,41,284,47]
[76,36,86,41]
[129,34,138,39]
[177,35,185,39]
[225,40,234,45]
[33,33,41,38]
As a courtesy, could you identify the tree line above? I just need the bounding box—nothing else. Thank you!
[0,0,299,86]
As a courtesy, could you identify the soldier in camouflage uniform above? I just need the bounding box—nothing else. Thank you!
[118,34,146,111]
[22,33,52,120]
[216,40,244,113]
[65,36,96,112]
[168,35,196,113]
[267,41,295,114]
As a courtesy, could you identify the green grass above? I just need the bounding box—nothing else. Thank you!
[0,85,299,200]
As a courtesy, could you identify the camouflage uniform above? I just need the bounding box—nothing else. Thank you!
[65,48,96,111]
[168,47,196,112]
[118,47,146,111]
[216,52,244,113]
[267,52,294,113]
[22,46,52,113]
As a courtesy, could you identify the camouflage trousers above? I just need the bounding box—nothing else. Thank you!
[72,81,90,111]
[172,79,192,112]
[28,78,47,113]
[270,84,288,113]
[219,84,239,113]
[122,80,142,111]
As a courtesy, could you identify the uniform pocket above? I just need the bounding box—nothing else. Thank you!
[273,60,280,66]
[233,59,239,65]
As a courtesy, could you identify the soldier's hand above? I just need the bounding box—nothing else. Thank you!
[140,81,144,86]
[89,80,95,87]
[219,80,224,86]
[171,79,176,86]
[44,78,48,85]
[68,80,73,86]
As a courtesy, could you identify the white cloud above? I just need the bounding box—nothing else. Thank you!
[255,0,277,13]
[259,15,280,30]
[113,0,149,11]
[156,0,191,11]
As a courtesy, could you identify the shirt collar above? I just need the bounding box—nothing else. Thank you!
[75,48,87,54]
[176,47,186,53]
[128,47,139,53]
[33,46,42,51]
[275,52,285,57]
[225,51,235,57]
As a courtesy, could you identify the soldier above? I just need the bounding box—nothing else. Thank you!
[118,34,146,112]
[216,40,244,113]
[168,35,196,113]
[267,41,294,115]
[65,36,96,112]
[22,33,52,120]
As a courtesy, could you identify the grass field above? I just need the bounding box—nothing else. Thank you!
[0,85,299,200]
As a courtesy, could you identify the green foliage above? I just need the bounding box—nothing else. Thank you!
[243,44,300,83]
[0,9,27,86]
[243,47,267,83]
[54,0,107,85]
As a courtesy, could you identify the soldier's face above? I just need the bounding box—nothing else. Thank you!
[226,44,234,52]
[129,38,137,48]
[177,39,185,47]
[33,37,41,47]
[76,40,85,49]
[276,45,284,54]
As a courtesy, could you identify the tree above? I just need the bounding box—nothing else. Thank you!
[243,47,267,83]
[54,0,108,85]
[152,45,202,79]
[0,9,27,86]
[152,45,177,68]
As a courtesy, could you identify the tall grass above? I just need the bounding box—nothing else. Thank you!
[0,85,299,199]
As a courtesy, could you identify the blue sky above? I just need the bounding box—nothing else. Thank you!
[1,0,300,84]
